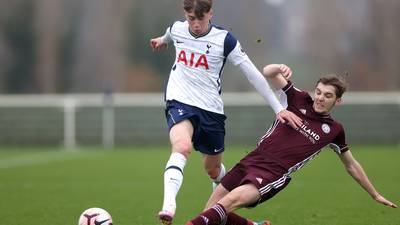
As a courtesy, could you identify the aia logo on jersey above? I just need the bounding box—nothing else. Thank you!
[177,50,209,70]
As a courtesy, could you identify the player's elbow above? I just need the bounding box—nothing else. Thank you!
[345,163,361,180]
[262,65,274,78]
[345,164,356,175]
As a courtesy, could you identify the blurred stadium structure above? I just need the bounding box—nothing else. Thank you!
[0,92,398,148]
[0,0,399,147]
[0,0,400,94]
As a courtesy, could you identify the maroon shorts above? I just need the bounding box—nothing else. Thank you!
[221,162,291,207]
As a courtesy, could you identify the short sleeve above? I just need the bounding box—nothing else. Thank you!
[276,81,310,108]
[329,127,349,154]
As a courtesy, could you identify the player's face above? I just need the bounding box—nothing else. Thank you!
[313,83,342,115]
[184,10,212,36]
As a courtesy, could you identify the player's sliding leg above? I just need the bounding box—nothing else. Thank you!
[186,184,262,225]
[185,203,226,225]
[253,220,272,225]
[185,205,262,225]
[191,178,271,225]
[226,213,271,225]
[185,208,271,225]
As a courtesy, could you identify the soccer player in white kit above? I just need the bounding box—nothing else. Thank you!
[149,1,302,224]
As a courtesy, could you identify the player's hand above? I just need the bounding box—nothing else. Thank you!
[276,109,302,129]
[374,194,397,208]
[150,37,168,52]
[279,64,292,80]
[263,64,292,80]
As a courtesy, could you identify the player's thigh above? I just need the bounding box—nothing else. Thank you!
[219,183,260,212]
[204,183,230,210]
[169,119,194,154]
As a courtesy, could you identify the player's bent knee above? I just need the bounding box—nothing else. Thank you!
[220,185,260,211]
[205,167,220,180]
[219,194,241,211]
[172,141,192,157]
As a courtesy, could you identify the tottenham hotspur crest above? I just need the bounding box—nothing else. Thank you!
[206,43,212,54]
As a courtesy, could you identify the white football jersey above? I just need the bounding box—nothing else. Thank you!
[162,20,250,114]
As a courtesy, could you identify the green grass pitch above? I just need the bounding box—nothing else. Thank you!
[0,145,399,225]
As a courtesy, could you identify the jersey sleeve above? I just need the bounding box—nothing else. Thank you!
[160,26,173,44]
[225,33,249,65]
[275,81,309,108]
[329,126,349,154]
[238,60,284,114]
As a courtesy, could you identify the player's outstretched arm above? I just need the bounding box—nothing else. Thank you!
[373,195,398,208]
[150,37,168,52]
[339,151,397,208]
[262,64,302,128]
[150,28,172,52]
[263,64,292,90]
[238,61,302,129]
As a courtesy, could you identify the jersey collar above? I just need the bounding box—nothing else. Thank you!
[188,22,212,39]
[310,107,333,120]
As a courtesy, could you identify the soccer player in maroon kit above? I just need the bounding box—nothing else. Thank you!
[186,64,397,225]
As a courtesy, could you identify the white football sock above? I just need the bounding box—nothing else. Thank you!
[212,163,226,190]
[162,152,187,214]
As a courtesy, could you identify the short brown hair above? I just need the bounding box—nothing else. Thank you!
[183,0,212,18]
[316,73,348,98]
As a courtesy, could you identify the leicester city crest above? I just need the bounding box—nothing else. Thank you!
[322,123,330,134]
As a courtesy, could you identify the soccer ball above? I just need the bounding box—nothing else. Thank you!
[78,207,113,225]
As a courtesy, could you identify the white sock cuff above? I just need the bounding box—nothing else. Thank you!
[214,163,226,183]
[165,152,187,171]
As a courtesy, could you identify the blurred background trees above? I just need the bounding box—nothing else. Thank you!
[0,0,399,93]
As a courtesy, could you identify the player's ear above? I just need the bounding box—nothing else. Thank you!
[334,97,342,106]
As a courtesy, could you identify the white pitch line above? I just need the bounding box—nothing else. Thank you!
[0,150,92,169]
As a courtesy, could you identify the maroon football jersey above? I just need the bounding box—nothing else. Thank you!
[240,81,348,177]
